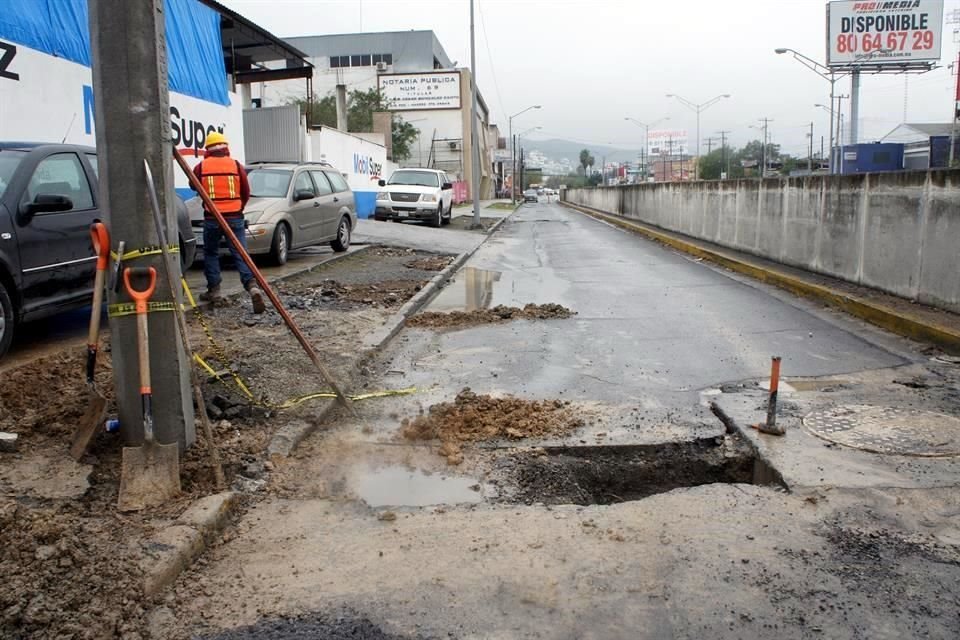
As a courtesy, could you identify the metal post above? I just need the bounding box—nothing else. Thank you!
[808,122,813,172]
[849,70,860,146]
[88,0,194,449]
[468,0,482,228]
[695,109,701,180]
[828,76,836,174]
[509,119,514,202]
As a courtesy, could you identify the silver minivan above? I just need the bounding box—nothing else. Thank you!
[190,161,357,265]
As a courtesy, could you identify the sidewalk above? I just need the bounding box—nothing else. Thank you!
[564,202,960,355]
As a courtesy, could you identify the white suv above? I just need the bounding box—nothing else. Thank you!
[375,168,454,227]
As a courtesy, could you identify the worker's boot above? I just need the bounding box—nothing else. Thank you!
[246,283,266,314]
[200,285,222,304]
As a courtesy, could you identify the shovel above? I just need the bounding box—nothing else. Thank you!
[117,266,181,511]
[70,223,111,460]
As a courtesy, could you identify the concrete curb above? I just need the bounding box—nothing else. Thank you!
[267,211,514,459]
[564,202,960,355]
[140,491,237,597]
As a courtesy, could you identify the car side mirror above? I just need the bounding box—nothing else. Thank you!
[293,189,315,202]
[378,179,386,187]
[18,194,74,223]
[442,182,453,190]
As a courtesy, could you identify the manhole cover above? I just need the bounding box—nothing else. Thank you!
[803,405,960,457]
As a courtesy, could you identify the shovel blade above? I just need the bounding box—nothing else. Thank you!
[70,391,108,461]
[117,441,181,511]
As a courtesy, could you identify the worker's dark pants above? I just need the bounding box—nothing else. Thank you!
[203,217,254,290]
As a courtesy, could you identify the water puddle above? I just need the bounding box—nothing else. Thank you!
[425,265,569,312]
[350,464,483,507]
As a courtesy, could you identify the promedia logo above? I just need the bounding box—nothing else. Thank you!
[852,1,921,13]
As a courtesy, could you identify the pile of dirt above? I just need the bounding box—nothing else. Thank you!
[279,279,424,310]
[404,255,453,272]
[401,388,584,464]
[0,499,146,639]
[407,303,575,329]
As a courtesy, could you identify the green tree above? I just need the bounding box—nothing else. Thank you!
[287,88,418,161]
[579,149,595,176]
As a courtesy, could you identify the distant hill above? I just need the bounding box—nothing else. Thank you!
[520,138,642,165]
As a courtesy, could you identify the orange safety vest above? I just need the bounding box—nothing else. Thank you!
[200,156,243,215]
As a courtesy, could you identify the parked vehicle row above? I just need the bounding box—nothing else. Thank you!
[0,142,197,358]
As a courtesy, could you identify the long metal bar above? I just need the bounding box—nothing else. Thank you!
[172,146,352,409]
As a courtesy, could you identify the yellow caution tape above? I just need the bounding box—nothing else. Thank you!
[107,300,186,318]
[183,275,418,410]
[110,244,180,262]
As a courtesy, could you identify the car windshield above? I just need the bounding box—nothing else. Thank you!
[387,170,439,188]
[0,151,25,200]
[247,169,292,198]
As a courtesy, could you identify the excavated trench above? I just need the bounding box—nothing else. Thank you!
[501,434,785,506]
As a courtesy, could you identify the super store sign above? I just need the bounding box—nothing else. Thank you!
[0,41,240,158]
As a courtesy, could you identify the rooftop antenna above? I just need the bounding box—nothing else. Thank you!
[61,112,77,144]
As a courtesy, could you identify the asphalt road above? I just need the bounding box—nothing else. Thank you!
[388,200,909,426]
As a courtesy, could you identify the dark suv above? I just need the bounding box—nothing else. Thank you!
[0,142,197,358]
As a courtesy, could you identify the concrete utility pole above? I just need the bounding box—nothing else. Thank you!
[468,0,482,229]
[89,0,195,449]
[717,130,730,178]
[807,122,814,172]
[757,118,773,177]
[508,105,541,203]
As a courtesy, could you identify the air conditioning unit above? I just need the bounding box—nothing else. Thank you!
[376,61,388,72]
[448,141,459,150]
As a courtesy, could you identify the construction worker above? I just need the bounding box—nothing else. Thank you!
[193,132,265,313]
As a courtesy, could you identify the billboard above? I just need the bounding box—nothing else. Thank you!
[647,130,689,156]
[378,72,461,111]
[826,0,944,68]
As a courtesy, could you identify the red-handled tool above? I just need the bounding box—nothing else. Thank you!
[70,223,111,460]
[117,266,181,511]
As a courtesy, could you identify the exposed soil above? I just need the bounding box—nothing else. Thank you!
[407,303,575,329]
[0,245,446,639]
[404,255,453,272]
[401,387,584,464]
[445,215,503,232]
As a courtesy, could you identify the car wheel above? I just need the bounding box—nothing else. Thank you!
[0,280,15,360]
[270,223,290,265]
[331,216,351,252]
[441,202,452,226]
[430,207,442,228]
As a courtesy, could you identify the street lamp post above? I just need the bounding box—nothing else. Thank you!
[665,93,730,180]
[624,116,669,181]
[509,105,541,203]
[516,125,541,192]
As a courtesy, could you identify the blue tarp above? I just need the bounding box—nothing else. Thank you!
[0,0,229,105]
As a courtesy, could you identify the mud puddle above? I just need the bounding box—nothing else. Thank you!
[424,265,570,314]
[408,303,575,329]
[350,464,483,507]
[496,435,784,505]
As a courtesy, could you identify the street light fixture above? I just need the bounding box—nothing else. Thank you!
[665,93,730,180]
[509,105,541,202]
[624,116,669,181]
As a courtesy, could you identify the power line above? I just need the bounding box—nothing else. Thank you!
[478,0,508,126]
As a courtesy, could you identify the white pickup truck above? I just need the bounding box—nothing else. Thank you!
[374,168,454,227]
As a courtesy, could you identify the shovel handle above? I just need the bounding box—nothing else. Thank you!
[91,222,110,270]
[123,266,157,315]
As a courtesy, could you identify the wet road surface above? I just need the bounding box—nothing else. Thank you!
[391,200,908,417]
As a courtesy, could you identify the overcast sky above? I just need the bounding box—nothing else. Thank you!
[222,0,960,159]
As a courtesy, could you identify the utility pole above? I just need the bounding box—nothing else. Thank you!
[468,0,482,228]
[717,130,730,178]
[807,122,814,172]
[758,117,773,178]
[89,0,194,449]
[666,93,731,180]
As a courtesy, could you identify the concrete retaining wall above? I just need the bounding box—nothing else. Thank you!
[564,171,960,313]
